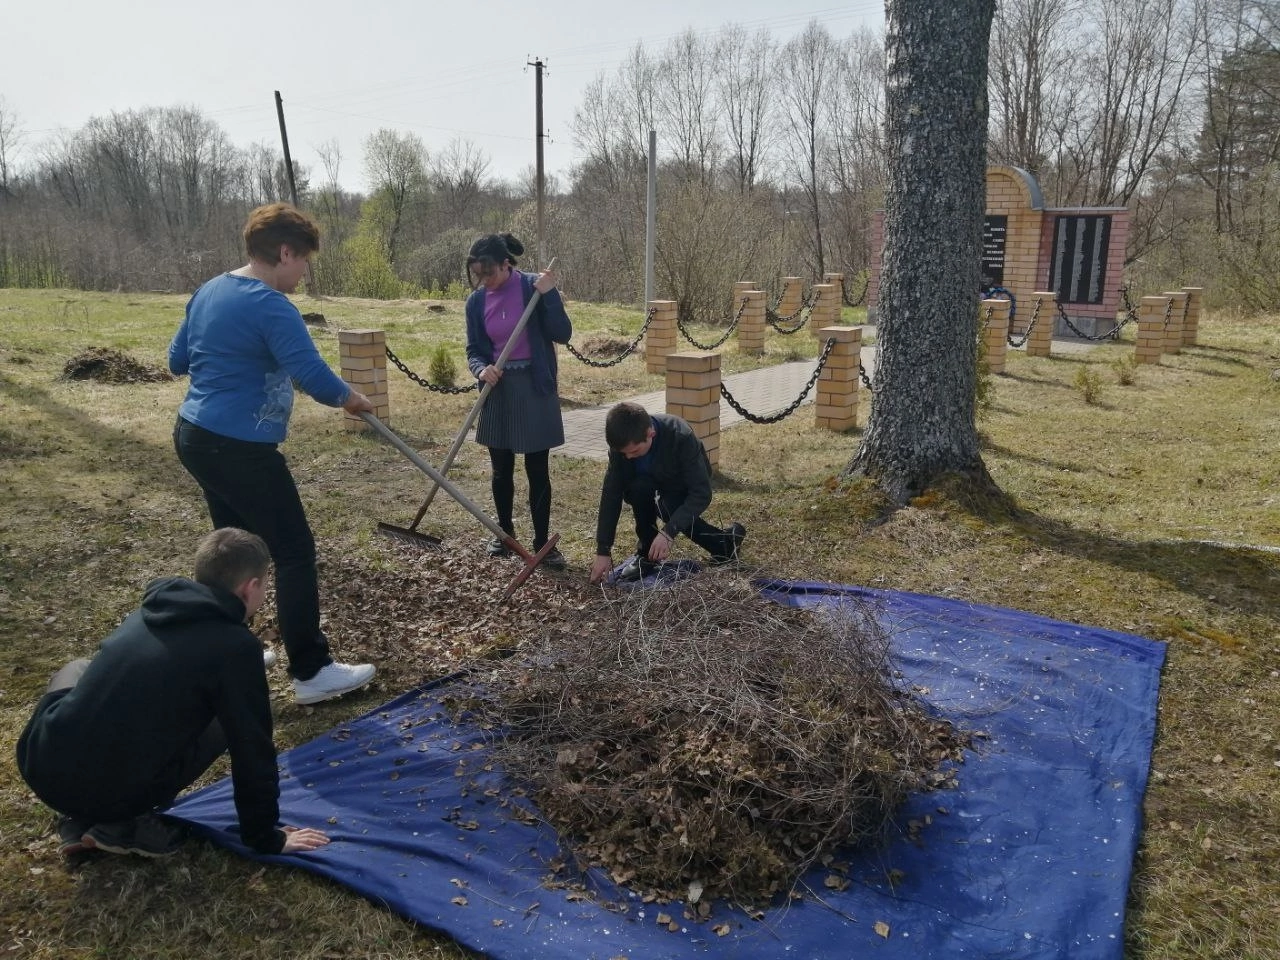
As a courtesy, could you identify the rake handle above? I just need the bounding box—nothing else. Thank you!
[359,412,509,543]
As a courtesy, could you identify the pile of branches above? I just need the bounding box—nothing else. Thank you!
[451,574,970,906]
[60,348,173,384]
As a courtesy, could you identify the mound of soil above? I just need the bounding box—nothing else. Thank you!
[574,333,640,359]
[61,348,173,384]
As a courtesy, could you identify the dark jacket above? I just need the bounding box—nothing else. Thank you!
[595,413,714,554]
[16,578,284,854]
[465,270,572,397]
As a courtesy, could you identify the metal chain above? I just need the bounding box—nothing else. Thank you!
[842,275,869,307]
[719,337,837,424]
[676,297,748,351]
[385,345,479,394]
[858,360,876,391]
[1053,299,1132,342]
[564,307,657,368]
[1161,295,1174,329]
[765,305,811,334]
[1007,297,1040,348]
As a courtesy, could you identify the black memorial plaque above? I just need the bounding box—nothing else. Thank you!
[1049,215,1111,305]
[981,215,1008,289]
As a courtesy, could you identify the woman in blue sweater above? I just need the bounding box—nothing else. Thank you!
[465,233,571,568]
[169,203,376,706]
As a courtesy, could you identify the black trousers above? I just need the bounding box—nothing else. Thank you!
[22,659,226,823]
[173,417,330,680]
[624,474,735,559]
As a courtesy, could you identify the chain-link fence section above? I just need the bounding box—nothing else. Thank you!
[718,338,837,424]
[385,344,479,394]
[563,307,657,368]
[676,298,749,350]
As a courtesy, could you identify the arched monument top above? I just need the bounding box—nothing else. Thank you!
[988,165,1044,211]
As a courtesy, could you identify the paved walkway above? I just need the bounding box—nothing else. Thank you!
[553,331,1100,462]
[556,341,879,462]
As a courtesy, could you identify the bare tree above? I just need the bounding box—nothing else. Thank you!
[987,0,1082,177]
[654,29,721,184]
[429,137,492,227]
[362,128,428,264]
[0,95,24,196]
[826,25,888,277]
[776,21,838,276]
[843,0,999,502]
[714,25,777,193]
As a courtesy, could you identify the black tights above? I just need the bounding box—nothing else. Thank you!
[489,448,552,548]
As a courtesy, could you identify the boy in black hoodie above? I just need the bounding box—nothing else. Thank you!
[16,528,332,859]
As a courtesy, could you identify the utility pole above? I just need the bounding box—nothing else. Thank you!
[274,90,317,294]
[528,57,547,268]
[274,91,302,209]
[645,129,656,305]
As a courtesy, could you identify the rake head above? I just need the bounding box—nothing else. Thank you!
[375,522,444,549]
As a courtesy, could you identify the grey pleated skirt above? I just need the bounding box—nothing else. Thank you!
[474,364,565,453]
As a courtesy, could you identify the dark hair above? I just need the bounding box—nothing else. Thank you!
[194,528,271,593]
[466,232,524,276]
[243,203,321,265]
[605,401,653,450]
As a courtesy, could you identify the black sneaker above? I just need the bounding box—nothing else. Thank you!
[614,555,656,583]
[57,815,92,857]
[537,546,567,570]
[709,522,747,565]
[83,814,188,858]
[486,537,512,558]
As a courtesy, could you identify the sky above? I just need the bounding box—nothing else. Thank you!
[1,0,882,193]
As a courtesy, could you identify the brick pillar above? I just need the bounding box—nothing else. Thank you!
[732,280,757,303]
[809,283,839,337]
[1134,296,1167,365]
[666,351,721,469]
[776,277,805,319]
[815,326,861,432]
[1025,291,1056,358]
[1181,287,1203,346]
[736,289,766,356]
[645,300,678,375]
[822,272,845,304]
[981,298,1011,375]
[1162,291,1187,355]
[339,329,388,430]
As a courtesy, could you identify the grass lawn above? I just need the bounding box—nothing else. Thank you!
[0,287,1277,958]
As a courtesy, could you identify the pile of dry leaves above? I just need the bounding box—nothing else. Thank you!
[447,573,971,906]
[60,348,173,384]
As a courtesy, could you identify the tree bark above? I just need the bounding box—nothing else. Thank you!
[843,0,998,503]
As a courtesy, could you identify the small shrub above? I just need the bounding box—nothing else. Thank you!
[1112,354,1138,385]
[1074,366,1104,404]
[427,345,458,388]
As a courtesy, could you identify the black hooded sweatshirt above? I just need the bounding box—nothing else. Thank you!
[16,577,285,854]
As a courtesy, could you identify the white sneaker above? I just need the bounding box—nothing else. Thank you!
[292,661,376,705]
[262,647,278,669]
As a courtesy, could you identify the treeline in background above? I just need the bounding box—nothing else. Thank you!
[1,0,1278,313]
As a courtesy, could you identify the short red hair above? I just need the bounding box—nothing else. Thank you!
[242,203,320,264]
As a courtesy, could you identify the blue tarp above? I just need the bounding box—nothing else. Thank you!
[170,582,1165,959]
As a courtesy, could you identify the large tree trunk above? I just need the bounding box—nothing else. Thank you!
[844,0,998,504]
